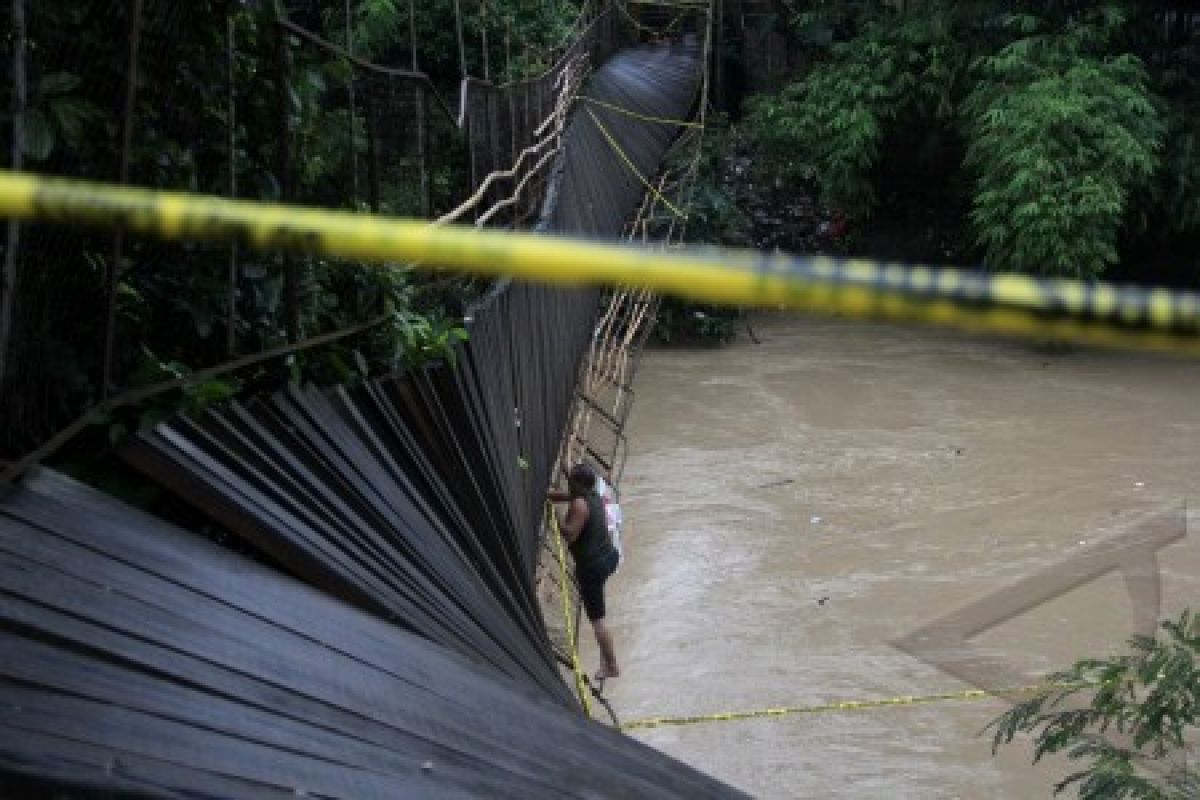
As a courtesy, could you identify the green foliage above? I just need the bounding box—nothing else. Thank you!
[653,300,740,345]
[791,1,889,49]
[962,8,1164,277]
[391,310,471,367]
[744,5,964,217]
[23,72,105,162]
[990,611,1200,798]
[0,0,507,459]
[327,0,581,82]
[685,181,752,245]
[1133,15,1200,237]
[672,118,752,246]
[742,1,1194,279]
[106,347,243,443]
[292,262,469,385]
[650,119,748,345]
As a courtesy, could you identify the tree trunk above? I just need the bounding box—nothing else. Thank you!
[454,0,468,78]
[0,0,26,390]
[275,5,300,343]
[101,0,145,398]
[411,0,430,216]
[226,12,239,358]
[344,0,359,207]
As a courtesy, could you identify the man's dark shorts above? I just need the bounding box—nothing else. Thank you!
[577,548,620,621]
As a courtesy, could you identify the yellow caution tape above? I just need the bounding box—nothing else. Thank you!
[621,684,1052,731]
[2,170,1200,356]
[579,95,705,129]
[548,502,592,716]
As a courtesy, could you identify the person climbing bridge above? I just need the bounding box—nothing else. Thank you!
[549,463,622,684]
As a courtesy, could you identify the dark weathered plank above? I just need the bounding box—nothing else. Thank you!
[0,43,721,798]
[0,472,745,798]
[121,42,703,707]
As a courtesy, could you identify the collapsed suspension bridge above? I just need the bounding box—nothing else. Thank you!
[0,3,745,796]
[3,1,1200,797]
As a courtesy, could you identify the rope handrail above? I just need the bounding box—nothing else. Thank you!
[480,0,600,90]
[578,95,706,128]
[585,108,690,220]
[278,19,459,124]
[548,38,710,704]
[475,146,561,227]
[615,0,692,37]
[547,502,593,715]
[452,5,611,126]
[436,55,584,226]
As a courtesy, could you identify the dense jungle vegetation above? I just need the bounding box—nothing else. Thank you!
[667,0,1200,343]
[715,0,1200,283]
[0,0,583,465]
[991,611,1199,799]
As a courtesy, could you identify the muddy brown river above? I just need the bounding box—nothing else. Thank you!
[586,312,1199,798]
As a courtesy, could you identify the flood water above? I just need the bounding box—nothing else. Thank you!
[590,312,1200,798]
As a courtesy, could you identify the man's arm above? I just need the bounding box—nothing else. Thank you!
[559,497,589,545]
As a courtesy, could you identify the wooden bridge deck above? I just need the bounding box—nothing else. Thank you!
[0,42,742,798]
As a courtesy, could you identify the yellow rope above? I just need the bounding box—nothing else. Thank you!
[579,95,705,128]
[547,502,592,716]
[3,170,1200,357]
[585,109,690,221]
[615,0,688,37]
[621,684,1053,731]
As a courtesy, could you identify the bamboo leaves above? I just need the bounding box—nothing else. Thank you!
[964,13,1164,277]
[743,1,1180,278]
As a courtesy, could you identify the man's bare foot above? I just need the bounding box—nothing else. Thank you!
[594,663,620,683]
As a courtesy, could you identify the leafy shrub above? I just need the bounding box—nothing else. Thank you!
[653,300,739,345]
[962,9,1164,277]
[671,118,753,247]
[742,2,1180,279]
[646,119,749,345]
[744,6,963,218]
[990,611,1200,799]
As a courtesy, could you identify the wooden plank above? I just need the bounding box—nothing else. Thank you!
[0,43,743,797]
[0,472,746,798]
